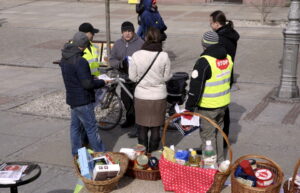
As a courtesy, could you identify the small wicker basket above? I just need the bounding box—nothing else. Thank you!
[283,159,300,193]
[126,167,161,181]
[74,152,129,193]
[161,112,233,193]
[126,152,161,181]
[231,154,284,193]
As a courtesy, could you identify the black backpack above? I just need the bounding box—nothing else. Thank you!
[136,0,145,15]
[166,72,189,105]
[136,0,145,25]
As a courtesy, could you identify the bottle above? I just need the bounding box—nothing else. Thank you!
[189,150,201,167]
[218,160,230,172]
[202,140,217,169]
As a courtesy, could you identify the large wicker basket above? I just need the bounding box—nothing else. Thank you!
[283,159,300,193]
[231,154,284,193]
[74,152,129,193]
[161,112,233,193]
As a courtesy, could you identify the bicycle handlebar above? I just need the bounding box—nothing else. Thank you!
[99,66,114,71]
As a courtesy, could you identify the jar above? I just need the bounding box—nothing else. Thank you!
[255,169,274,187]
[133,144,146,156]
[148,157,159,170]
[135,155,149,170]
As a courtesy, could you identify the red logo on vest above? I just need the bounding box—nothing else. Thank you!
[216,59,229,70]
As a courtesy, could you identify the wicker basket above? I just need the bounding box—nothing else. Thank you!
[161,112,233,193]
[126,153,161,181]
[126,166,161,181]
[231,154,284,193]
[74,152,129,193]
[283,159,300,193]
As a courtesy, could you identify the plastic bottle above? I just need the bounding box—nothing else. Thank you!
[189,150,201,167]
[218,160,230,172]
[202,140,217,169]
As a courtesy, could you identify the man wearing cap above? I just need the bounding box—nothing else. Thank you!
[60,32,110,156]
[185,31,233,162]
[79,22,101,77]
[109,21,144,138]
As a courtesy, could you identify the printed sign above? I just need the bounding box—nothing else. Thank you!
[92,42,114,66]
[216,58,229,70]
[128,0,140,4]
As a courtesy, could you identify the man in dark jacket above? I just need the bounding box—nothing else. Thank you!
[214,23,239,62]
[210,10,240,147]
[210,10,239,62]
[109,21,144,138]
[185,31,233,163]
[60,32,110,156]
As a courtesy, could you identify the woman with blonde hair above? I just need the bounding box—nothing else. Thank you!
[129,27,171,152]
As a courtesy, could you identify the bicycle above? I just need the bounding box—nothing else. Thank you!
[95,68,189,131]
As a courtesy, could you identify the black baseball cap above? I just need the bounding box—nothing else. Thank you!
[79,23,99,34]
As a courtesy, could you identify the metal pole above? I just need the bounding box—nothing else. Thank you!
[105,0,111,56]
[276,0,300,99]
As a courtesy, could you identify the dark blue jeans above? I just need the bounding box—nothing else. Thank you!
[70,103,105,156]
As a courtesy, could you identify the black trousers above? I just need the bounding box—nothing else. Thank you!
[137,124,161,153]
[224,69,234,147]
[120,82,135,125]
[224,106,230,133]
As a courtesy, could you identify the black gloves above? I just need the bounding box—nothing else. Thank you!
[120,57,129,74]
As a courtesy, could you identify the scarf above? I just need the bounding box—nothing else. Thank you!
[141,42,162,52]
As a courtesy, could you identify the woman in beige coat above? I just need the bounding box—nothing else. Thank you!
[129,27,171,152]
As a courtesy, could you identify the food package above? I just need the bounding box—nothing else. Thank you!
[162,146,176,163]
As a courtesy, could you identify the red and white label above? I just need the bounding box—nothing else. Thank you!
[216,59,229,70]
[255,169,273,180]
[255,169,274,187]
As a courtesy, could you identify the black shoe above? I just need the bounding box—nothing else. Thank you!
[128,127,138,138]
[121,121,134,128]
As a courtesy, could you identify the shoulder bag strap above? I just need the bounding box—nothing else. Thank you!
[136,51,161,86]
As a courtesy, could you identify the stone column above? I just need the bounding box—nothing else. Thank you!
[276,0,300,99]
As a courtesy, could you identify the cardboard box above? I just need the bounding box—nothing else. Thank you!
[93,164,120,181]
[78,147,94,180]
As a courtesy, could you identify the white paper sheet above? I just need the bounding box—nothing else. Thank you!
[97,74,115,81]
[174,104,200,126]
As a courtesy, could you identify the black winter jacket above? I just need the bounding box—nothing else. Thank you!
[216,24,240,61]
[185,44,228,111]
[60,43,105,108]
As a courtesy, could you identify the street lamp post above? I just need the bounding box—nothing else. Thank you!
[105,0,111,56]
[276,0,300,99]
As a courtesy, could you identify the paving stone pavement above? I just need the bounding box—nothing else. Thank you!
[0,0,299,193]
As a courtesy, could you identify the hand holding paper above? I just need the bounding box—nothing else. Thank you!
[174,104,199,126]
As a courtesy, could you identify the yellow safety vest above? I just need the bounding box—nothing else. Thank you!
[198,54,233,108]
[83,42,100,76]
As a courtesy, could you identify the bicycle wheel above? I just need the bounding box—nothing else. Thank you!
[95,91,123,130]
